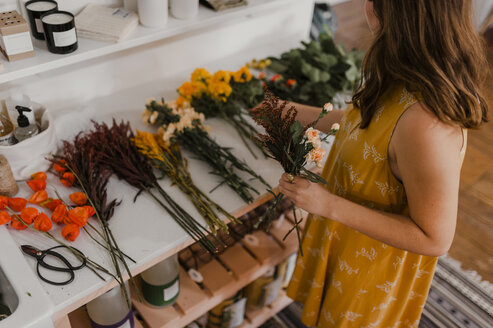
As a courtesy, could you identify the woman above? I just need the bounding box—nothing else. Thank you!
[280,1,489,327]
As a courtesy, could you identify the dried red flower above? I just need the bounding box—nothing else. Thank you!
[69,192,87,206]
[0,211,11,225]
[0,196,8,210]
[34,213,52,232]
[31,172,47,180]
[61,172,75,187]
[68,207,89,227]
[84,205,95,217]
[10,219,27,230]
[20,207,39,225]
[26,179,47,192]
[28,190,48,204]
[51,204,67,224]
[8,198,27,212]
[62,224,80,241]
[42,198,63,211]
[53,160,68,173]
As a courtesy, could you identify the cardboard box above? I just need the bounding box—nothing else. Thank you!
[0,10,35,61]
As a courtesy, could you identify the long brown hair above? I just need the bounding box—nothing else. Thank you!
[353,0,489,129]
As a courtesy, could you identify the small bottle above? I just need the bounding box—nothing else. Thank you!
[5,90,34,127]
[0,114,15,146]
[13,106,39,143]
[140,254,180,307]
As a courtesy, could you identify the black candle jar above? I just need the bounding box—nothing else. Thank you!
[25,0,58,40]
[41,11,77,54]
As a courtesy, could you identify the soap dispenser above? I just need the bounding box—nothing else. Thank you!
[13,106,39,143]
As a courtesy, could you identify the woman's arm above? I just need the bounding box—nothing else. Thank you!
[286,102,345,133]
[278,103,463,256]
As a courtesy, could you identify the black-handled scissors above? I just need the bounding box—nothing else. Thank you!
[21,245,87,286]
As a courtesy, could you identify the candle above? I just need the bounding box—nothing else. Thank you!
[25,0,58,40]
[41,11,77,54]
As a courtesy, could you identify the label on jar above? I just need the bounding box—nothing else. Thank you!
[118,319,132,328]
[35,18,44,33]
[261,277,282,307]
[2,32,34,55]
[53,28,76,47]
[163,278,180,302]
[222,297,246,328]
[142,274,180,307]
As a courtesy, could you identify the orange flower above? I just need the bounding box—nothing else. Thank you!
[62,224,80,242]
[20,207,39,225]
[0,211,11,225]
[8,198,27,212]
[31,172,47,180]
[10,219,27,230]
[271,74,282,82]
[42,198,63,211]
[26,179,47,192]
[69,192,87,206]
[286,79,297,88]
[28,190,48,204]
[68,207,89,227]
[61,172,75,187]
[34,213,52,232]
[258,72,266,79]
[84,205,95,217]
[0,196,8,210]
[51,204,67,224]
[53,160,67,173]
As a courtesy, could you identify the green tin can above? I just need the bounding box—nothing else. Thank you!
[140,254,180,307]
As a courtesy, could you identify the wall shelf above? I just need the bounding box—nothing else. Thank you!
[0,0,297,84]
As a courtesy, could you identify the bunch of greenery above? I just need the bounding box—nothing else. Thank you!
[259,31,364,107]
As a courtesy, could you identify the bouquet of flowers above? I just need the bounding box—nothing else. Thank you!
[132,130,239,234]
[250,91,339,253]
[176,67,264,158]
[89,120,221,254]
[143,99,270,203]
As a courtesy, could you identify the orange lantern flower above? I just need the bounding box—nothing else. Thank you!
[26,179,47,192]
[84,205,96,218]
[8,198,27,212]
[62,224,80,242]
[68,207,89,227]
[28,190,48,204]
[271,74,282,82]
[42,198,63,211]
[0,196,8,210]
[20,207,39,225]
[258,72,266,79]
[34,213,52,232]
[286,79,297,88]
[53,160,67,173]
[31,172,47,180]
[69,192,87,206]
[0,211,11,225]
[51,204,67,224]
[61,172,75,187]
[10,219,27,230]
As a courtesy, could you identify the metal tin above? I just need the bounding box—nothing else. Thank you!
[40,10,77,54]
[25,0,58,40]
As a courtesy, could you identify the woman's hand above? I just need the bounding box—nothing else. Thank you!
[278,173,333,217]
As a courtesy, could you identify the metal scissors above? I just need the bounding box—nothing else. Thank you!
[21,245,86,286]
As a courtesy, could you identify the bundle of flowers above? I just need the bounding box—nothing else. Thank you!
[143,99,270,203]
[0,173,121,287]
[176,67,263,158]
[51,133,139,305]
[250,91,339,253]
[87,120,221,254]
[132,130,240,234]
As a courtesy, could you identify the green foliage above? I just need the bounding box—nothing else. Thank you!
[261,32,364,107]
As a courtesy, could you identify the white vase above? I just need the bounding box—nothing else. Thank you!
[86,283,134,327]
[169,0,199,20]
[137,0,168,28]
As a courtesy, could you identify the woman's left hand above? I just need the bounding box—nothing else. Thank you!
[278,173,333,217]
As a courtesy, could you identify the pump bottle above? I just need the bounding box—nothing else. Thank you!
[13,106,39,143]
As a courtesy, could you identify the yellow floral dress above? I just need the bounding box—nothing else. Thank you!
[286,85,439,327]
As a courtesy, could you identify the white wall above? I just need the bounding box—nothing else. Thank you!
[0,0,314,115]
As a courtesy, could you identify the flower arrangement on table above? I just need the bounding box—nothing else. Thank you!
[0,171,127,297]
[176,67,264,158]
[249,31,364,108]
[250,91,339,254]
[86,120,222,254]
[143,99,270,203]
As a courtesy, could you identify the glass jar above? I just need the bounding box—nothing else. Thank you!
[140,253,180,307]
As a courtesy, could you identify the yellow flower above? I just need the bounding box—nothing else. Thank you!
[208,81,232,102]
[191,68,212,83]
[233,66,252,83]
[176,96,188,109]
[132,130,163,161]
[191,80,207,96]
[212,70,231,84]
[178,81,194,100]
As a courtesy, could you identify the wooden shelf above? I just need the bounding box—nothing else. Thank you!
[0,0,297,84]
[131,217,299,328]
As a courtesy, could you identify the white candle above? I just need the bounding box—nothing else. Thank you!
[41,13,73,25]
[26,1,57,12]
